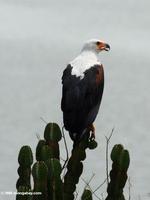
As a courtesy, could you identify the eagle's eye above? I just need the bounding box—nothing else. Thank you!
[96,41,100,45]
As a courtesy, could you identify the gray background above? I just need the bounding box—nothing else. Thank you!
[0,0,150,199]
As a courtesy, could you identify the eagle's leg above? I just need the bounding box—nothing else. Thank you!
[88,124,95,139]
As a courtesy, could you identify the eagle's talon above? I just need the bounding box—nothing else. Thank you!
[88,124,95,140]
[90,131,95,140]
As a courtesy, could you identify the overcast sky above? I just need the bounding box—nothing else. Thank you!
[0,1,150,199]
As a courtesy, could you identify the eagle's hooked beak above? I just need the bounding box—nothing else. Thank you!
[97,42,110,51]
[104,43,110,51]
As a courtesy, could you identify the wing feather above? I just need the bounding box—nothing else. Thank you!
[61,64,104,135]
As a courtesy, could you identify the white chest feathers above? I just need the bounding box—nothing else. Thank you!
[70,51,101,79]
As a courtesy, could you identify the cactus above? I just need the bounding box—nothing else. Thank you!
[63,134,97,200]
[37,144,53,162]
[46,158,63,200]
[32,161,48,200]
[16,186,32,200]
[44,122,62,160]
[16,123,130,200]
[36,140,46,161]
[106,144,130,200]
[16,146,33,200]
[35,123,63,200]
[16,146,33,190]
[81,189,93,200]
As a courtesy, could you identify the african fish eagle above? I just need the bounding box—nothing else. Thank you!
[61,39,110,145]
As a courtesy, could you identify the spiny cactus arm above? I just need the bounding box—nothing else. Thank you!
[35,123,63,200]
[36,140,46,161]
[81,189,93,200]
[106,144,130,200]
[44,123,62,160]
[16,146,33,190]
[36,141,53,162]
[16,186,32,200]
[46,158,63,200]
[16,146,33,200]
[63,134,97,200]
[32,161,48,200]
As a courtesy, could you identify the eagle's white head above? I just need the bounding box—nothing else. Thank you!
[70,39,110,78]
[81,39,110,53]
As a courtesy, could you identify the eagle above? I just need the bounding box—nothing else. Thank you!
[61,39,110,145]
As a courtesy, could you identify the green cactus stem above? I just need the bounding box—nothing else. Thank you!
[46,158,63,200]
[32,161,48,200]
[81,189,93,200]
[16,186,32,200]
[36,140,46,161]
[44,123,62,160]
[36,142,53,162]
[63,134,97,200]
[16,122,131,200]
[16,146,33,190]
[106,144,130,200]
